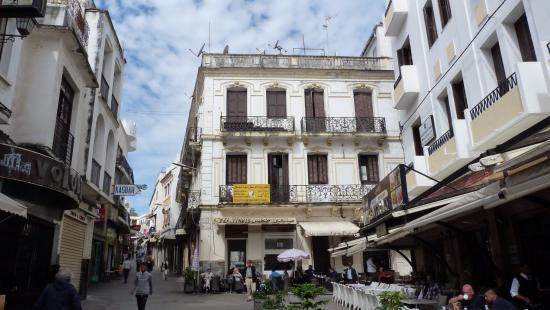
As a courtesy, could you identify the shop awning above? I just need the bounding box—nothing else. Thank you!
[328,237,366,252]
[391,192,472,217]
[0,193,27,218]
[329,238,367,257]
[299,221,359,237]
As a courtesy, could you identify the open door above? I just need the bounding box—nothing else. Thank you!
[354,91,374,132]
[304,89,325,132]
[268,153,289,203]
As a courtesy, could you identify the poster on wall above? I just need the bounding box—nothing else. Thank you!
[363,165,408,225]
[420,115,436,146]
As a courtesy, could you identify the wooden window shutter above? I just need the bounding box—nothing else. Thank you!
[423,2,438,47]
[308,155,328,184]
[226,154,247,185]
[438,0,452,27]
[514,14,537,62]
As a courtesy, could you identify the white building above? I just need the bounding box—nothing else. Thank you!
[146,163,183,272]
[0,0,136,302]
[363,0,550,289]
[178,52,403,277]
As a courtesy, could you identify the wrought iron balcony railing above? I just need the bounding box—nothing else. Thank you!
[301,117,386,134]
[49,0,89,49]
[188,127,202,143]
[100,75,109,100]
[427,129,454,155]
[221,116,295,132]
[470,73,517,120]
[219,184,374,204]
[52,119,74,166]
[116,155,134,183]
[91,159,101,187]
[111,95,119,119]
[188,190,201,208]
[103,171,111,195]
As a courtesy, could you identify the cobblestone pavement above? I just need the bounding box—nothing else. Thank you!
[82,268,341,310]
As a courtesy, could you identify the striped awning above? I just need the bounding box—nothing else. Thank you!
[299,221,360,237]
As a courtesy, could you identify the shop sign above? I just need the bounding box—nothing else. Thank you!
[364,164,408,225]
[0,143,81,203]
[232,184,271,203]
[420,115,436,146]
[113,184,147,196]
[213,217,296,225]
[95,207,106,223]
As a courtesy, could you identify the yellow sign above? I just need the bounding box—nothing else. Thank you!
[214,218,296,224]
[233,184,271,203]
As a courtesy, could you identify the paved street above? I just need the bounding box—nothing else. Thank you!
[83,269,341,310]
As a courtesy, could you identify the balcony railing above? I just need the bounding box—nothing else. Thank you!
[52,119,74,166]
[188,127,202,143]
[219,184,374,204]
[221,116,295,132]
[427,129,454,155]
[103,171,111,195]
[100,75,109,100]
[49,0,89,49]
[111,95,119,119]
[116,155,134,183]
[470,73,517,120]
[188,190,201,208]
[91,159,101,187]
[301,117,386,134]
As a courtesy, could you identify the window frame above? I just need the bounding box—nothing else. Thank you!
[226,154,247,185]
[307,154,328,185]
[358,154,379,185]
[437,0,452,28]
[423,1,439,48]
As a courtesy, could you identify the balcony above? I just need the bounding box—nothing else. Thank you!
[221,116,295,133]
[116,155,134,184]
[405,156,435,198]
[52,119,74,166]
[384,0,408,36]
[102,171,111,195]
[0,102,12,124]
[301,117,386,134]
[467,63,550,152]
[202,54,393,71]
[0,0,47,17]
[426,120,474,180]
[187,127,202,143]
[100,75,109,100]
[91,159,101,187]
[43,0,89,49]
[219,184,374,204]
[111,95,119,119]
[188,190,201,208]
[393,65,419,110]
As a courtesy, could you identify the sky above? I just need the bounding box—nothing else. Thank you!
[95,0,386,215]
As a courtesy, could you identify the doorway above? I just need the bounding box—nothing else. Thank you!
[268,153,289,203]
[354,91,374,132]
[304,89,325,132]
[227,239,247,271]
[312,236,330,273]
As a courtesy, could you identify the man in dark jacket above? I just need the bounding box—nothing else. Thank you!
[343,262,358,284]
[33,270,81,310]
[484,288,517,310]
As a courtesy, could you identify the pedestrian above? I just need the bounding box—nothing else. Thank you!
[146,257,154,273]
[418,275,440,301]
[365,257,377,280]
[33,270,81,310]
[269,269,282,291]
[448,284,485,310]
[510,264,540,309]
[294,265,304,284]
[133,262,153,310]
[304,265,315,282]
[232,267,244,293]
[343,262,358,284]
[484,288,517,310]
[161,260,169,280]
[201,268,214,293]
[244,260,257,301]
[122,257,132,284]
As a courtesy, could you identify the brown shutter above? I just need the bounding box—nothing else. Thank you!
[438,0,452,27]
[267,90,286,118]
[227,89,247,117]
[319,155,328,184]
[514,14,537,62]
[491,43,506,84]
[226,155,247,185]
[366,156,379,183]
[307,155,328,184]
[423,2,438,47]
[307,155,317,184]
[354,92,374,132]
[312,91,325,117]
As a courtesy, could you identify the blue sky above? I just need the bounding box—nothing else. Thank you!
[96,0,386,215]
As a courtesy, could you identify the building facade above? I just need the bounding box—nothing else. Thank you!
[178,52,404,278]
[362,0,550,304]
[0,1,136,307]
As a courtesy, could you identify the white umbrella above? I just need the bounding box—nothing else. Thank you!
[277,248,310,262]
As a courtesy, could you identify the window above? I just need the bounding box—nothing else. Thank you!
[266,89,286,118]
[452,79,467,120]
[412,123,424,156]
[396,39,413,67]
[423,1,438,47]
[307,154,328,184]
[514,14,537,62]
[0,19,7,62]
[491,42,506,84]
[226,89,247,117]
[264,254,293,271]
[358,155,379,185]
[164,181,171,197]
[265,238,293,250]
[438,0,452,28]
[440,94,453,131]
[226,154,247,185]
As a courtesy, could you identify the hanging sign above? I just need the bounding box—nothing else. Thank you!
[114,184,147,196]
[232,184,271,203]
[420,115,436,146]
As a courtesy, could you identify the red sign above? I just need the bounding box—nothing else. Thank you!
[96,207,106,223]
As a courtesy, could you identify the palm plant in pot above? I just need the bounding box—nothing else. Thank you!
[183,267,195,293]
[376,291,405,310]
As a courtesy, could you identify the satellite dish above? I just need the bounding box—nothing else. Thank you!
[188,43,206,57]
[268,40,287,54]
[223,45,229,54]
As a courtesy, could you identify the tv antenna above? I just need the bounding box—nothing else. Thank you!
[322,14,337,55]
[256,48,266,54]
[268,40,287,54]
[188,43,205,57]
[292,34,325,56]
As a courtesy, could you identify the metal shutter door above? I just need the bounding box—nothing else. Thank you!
[59,216,86,290]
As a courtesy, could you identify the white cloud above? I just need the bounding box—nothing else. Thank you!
[97,0,386,214]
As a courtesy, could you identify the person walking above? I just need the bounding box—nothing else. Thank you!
[343,262,358,284]
[161,260,169,281]
[33,270,81,310]
[122,257,132,284]
[510,264,540,309]
[133,263,153,310]
[244,260,257,301]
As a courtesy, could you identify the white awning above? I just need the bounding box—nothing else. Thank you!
[329,238,367,257]
[328,237,366,252]
[299,221,360,237]
[0,193,27,218]
[391,192,472,217]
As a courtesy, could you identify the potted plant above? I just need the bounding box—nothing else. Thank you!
[287,283,328,310]
[262,291,285,309]
[376,291,405,310]
[252,290,268,310]
[183,267,195,293]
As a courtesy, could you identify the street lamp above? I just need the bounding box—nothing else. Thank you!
[172,162,195,170]
[0,17,36,42]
